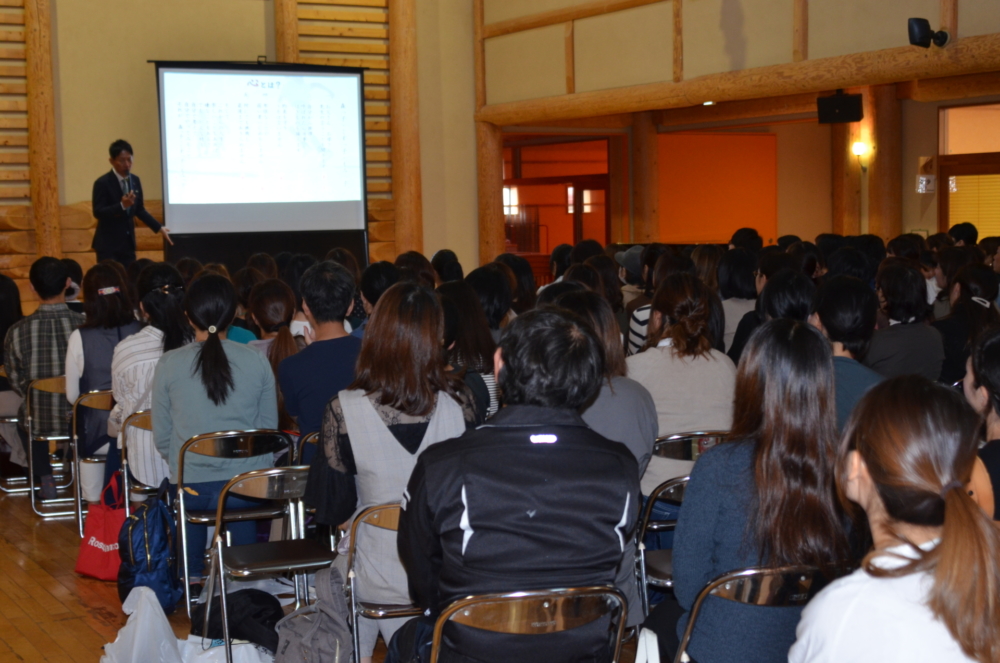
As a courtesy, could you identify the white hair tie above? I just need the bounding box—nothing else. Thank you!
[207,325,218,334]
[972,296,991,308]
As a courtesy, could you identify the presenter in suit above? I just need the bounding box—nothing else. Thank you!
[91,139,172,266]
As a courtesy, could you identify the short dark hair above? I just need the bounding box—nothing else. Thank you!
[550,244,573,278]
[758,248,799,279]
[569,239,603,265]
[812,276,877,359]
[815,233,847,259]
[29,257,68,300]
[777,235,801,251]
[876,259,928,323]
[826,246,871,282]
[299,261,355,323]
[498,308,603,409]
[109,139,133,159]
[60,258,83,287]
[730,228,763,253]
[360,261,399,308]
[718,247,757,300]
[281,253,318,309]
[949,222,979,246]
[536,280,585,306]
[887,233,925,261]
[431,249,463,282]
[760,269,816,322]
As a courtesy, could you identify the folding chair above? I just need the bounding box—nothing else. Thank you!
[653,431,729,462]
[636,476,689,616]
[202,466,337,663]
[72,389,114,537]
[296,430,319,465]
[673,565,834,663]
[176,429,293,618]
[346,503,423,663]
[429,587,628,663]
[0,364,27,494]
[26,376,74,518]
[120,410,159,516]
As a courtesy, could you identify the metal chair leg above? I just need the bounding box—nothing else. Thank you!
[74,440,85,537]
[178,490,194,619]
[350,572,362,663]
[217,538,234,663]
[122,457,131,517]
[638,543,650,617]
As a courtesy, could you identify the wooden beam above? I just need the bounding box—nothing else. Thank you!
[831,122,861,236]
[565,22,575,95]
[474,0,486,109]
[672,0,682,82]
[24,0,58,258]
[482,0,666,39]
[476,121,505,265]
[274,0,298,63]
[897,71,1000,102]
[793,0,808,62]
[389,0,421,254]
[632,111,659,242]
[941,0,957,40]
[476,32,1000,126]
[608,135,627,244]
[656,92,820,126]
[867,84,902,242]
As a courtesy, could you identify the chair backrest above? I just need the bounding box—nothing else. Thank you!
[429,587,627,663]
[213,466,310,541]
[25,376,66,419]
[653,431,729,462]
[176,429,292,487]
[637,476,690,541]
[346,503,401,573]
[120,410,152,467]
[674,565,829,663]
[296,430,319,464]
[72,388,113,428]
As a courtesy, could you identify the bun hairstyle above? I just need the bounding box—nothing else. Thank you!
[136,263,191,352]
[841,376,1000,663]
[183,274,237,406]
[645,272,717,357]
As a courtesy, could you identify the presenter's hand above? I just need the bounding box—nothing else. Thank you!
[121,192,136,207]
[160,227,174,246]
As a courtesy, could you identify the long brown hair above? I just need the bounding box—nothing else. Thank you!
[249,279,298,430]
[840,377,1000,663]
[351,282,462,416]
[644,273,716,357]
[733,318,849,569]
[691,244,724,293]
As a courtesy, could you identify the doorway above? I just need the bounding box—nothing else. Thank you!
[938,104,1000,234]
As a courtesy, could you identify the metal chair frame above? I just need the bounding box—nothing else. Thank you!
[72,389,114,537]
[673,565,829,663]
[346,503,423,663]
[0,364,26,494]
[202,466,336,663]
[636,475,690,616]
[120,410,158,516]
[176,429,293,618]
[652,431,730,462]
[296,430,319,465]
[428,587,628,663]
[26,376,74,517]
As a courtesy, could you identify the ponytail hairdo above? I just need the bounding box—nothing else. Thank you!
[184,274,237,406]
[136,263,192,352]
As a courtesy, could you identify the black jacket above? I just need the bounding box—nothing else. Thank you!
[91,171,162,253]
[398,404,640,663]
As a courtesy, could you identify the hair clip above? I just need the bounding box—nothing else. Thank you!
[97,286,120,296]
[207,325,218,334]
[972,296,992,308]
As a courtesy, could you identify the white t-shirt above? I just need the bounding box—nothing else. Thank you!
[789,540,975,663]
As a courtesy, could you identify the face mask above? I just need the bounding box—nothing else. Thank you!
[925,277,942,306]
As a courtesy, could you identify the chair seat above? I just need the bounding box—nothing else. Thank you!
[222,539,336,577]
[357,601,423,619]
[186,502,286,524]
[646,549,674,588]
[128,483,160,495]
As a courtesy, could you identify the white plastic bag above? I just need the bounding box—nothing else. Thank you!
[635,627,661,663]
[100,586,183,663]
[176,635,273,663]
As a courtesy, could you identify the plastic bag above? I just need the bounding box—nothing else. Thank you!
[100,586,183,663]
[176,635,274,663]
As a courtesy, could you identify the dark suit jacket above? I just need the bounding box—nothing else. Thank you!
[91,171,161,254]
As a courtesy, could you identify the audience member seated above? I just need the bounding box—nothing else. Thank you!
[962,327,1000,521]
[430,248,463,284]
[790,376,1000,663]
[391,308,640,663]
[395,250,438,289]
[495,253,538,314]
[321,282,479,663]
[787,240,826,283]
[64,263,142,492]
[247,279,299,431]
[230,266,265,335]
[327,247,368,331]
[4,257,84,499]
[351,261,399,340]
[627,249,695,355]
[152,274,277,584]
[627,273,735,496]
[277,262,361,444]
[246,252,278,279]
[647,319,850,663]
[824,246,871,283]
[562,262,603,294]
[61,258,84,314]
[537,242,572,295]
[109,263,190,490]
[718,247,758,352]
[465,265,513,343]
[933,246,982,321]
[625,243,669,325]
[615,244,645,308]
[0,274,22,466]
[535,280,585,307]
[437,280,497,417]
[728,227,764,253]
[777,234,801,251]
[726,249,800,363]
[809,276,883,431]
[281,253,318,340]
[932,263,1000,384]
[948,220,979,248]
[584,254,626,333]
[175,256,203,287]
[865,259,944,380]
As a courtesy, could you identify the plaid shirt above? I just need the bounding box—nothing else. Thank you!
[4,303,84,437]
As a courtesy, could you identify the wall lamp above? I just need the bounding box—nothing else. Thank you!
[852,142,869,173]
[908,18,950,48]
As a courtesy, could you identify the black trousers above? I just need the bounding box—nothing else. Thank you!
[643,593,690,663]
[95,248,136,268]
[17,424,52,478]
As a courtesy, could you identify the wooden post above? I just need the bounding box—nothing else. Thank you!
[474,0,486,110]
[389,0,423,254]
[565,22,575,94]
[793,0,808,62]
[941,0,958,40]
[831,122,861,236]
[632,111,659,242]
[274,0,298,63]
[476,121,504,265]
[24,0,60,259]
[608,136,627,244]
[672,0,683,83]
[868,84,902,241]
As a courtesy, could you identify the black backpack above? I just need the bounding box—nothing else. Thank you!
[117,479,184,613]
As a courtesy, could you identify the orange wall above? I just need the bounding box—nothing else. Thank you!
[658,132,778,245]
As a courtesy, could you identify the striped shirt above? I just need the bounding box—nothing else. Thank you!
[627,304,652,356]
[3,303,84,437]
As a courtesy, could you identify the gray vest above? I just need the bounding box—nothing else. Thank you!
[77,322,141,456]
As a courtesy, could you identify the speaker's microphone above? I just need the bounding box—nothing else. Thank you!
[123,171,131,195]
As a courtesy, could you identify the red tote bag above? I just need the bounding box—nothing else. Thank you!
[75,473,126,581]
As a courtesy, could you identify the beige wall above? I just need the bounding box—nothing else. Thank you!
[684,0,792,80]
[575,4,673,93]
[941,104,1000,154]
[52,0,272,206]
[416,0,480,270]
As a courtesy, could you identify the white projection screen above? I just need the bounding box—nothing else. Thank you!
[156,63,367,235]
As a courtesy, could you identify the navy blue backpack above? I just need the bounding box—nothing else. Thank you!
[117,479,184,613]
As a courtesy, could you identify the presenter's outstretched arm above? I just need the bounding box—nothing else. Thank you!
[160,227,174,246]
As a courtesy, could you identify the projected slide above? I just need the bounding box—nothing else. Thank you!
[157,65,366,234]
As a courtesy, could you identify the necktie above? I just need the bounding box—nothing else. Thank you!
[122,176,130,195]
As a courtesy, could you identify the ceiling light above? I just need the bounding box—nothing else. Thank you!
[703,101,715,106]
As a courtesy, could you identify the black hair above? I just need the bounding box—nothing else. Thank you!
[787,241,825,281]
[971,327,1000,418]
[175,257,203,286]
[812,276,878,359]
[825,247,871,282]
[536,280,585,306]
[495,253,538,313]
[759,269,816,322]
[438,280,496,373]
[569,239,604,265]
[360,261,400,308]
[466,265,513,330]
[876,259,929,324]
[758,249,800,280]
[232,266,265,310]
[60,258,83,297]
[29,257,68,300]
[640,243,671,295]
[80,263,135,329]
[950,264,1000,348]
[183,274,237,406]
[937,246,981,300]
[497,308,604,409]
[299,261,355,324]
[431,249,463,282]
[137,263,191,352]
[109,139,133,159]
[274,251,293,275]
[730,228,763,253]
[887,234,925,261]
[550,244,573,278]
[718,247,757,300]
[815,233,848,259]
[0,274,22,347]
[281,253,318,310]
[949,222,979,246]
[777,235,801,251]
[849,235,887,282]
